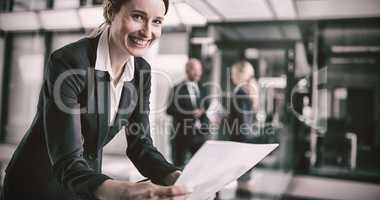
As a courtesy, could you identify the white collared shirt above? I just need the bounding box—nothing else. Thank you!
[95,26,135,125]
[186,81,200,108]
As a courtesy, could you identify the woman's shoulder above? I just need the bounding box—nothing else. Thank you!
[49,36,97,68]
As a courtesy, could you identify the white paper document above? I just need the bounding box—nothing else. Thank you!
[175,141,279,200]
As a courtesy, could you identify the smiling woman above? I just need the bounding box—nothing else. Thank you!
[1,0,190,200]
[107,0,166,56]
[103,0,168,84]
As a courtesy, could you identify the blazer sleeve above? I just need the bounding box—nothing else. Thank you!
[126,67,177,185]
[43,53,111,199]
[166,86,177,116]
[166,84,195,119]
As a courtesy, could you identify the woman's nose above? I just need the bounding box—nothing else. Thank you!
[140,23,152,38]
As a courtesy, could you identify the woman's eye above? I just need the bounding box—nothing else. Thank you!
[132,14,143,21]
[153,19,162,25]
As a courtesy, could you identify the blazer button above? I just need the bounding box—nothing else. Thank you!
[88,153,96,160]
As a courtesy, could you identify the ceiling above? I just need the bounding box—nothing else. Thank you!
[183,0,380,23]
[1,0,380,31]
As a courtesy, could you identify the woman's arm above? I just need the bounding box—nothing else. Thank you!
[126,65,178,185]
[43,53,185,200]
[43,52,111,199]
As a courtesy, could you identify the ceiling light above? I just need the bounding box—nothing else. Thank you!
[205,0,273,21]
[184,0,221,22]
[39,9,81,30]
[268,0,297,19]
[332,46,380,53]
[191,37,214,45]
[0,12,40,31]
[78,6,104,29]
[176,2,207,26]
[296,0,380,19]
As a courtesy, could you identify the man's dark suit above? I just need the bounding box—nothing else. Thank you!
[1,34,176,200]
[166,81,209,167]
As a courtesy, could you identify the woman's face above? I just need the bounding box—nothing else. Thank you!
[231,66,253,85]
[109,0,165,57]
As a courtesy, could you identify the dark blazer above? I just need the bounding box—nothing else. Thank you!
[166,81,209,143]
[2,34,176,200]
[227,88,257,142]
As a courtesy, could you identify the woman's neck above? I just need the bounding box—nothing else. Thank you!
[108,34,130,85]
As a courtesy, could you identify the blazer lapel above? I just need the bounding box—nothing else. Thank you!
[88,34,111,149]
[84,35,107,155]
[95,70,110,147]
[108,78,138,137]
[84,68,98,155]
[83,69,110,156]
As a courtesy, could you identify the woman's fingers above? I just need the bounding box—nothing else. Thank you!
[120,182,156,199]
[154,185,191,197]
[120,182,191,200]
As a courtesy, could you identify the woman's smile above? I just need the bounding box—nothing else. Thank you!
[127,35,152,49]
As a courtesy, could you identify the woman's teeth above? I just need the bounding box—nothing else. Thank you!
[130,37,149,47]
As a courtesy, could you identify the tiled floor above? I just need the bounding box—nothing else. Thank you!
[101,156,380,200]
[2,145,380,200]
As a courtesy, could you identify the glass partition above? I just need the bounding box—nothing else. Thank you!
[299,19,380,183]
[5,34,44,144]
[0,37,4,124]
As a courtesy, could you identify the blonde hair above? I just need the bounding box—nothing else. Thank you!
[231,61,259,112]
[89,0,129,38]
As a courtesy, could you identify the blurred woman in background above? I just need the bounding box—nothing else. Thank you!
[227,60,259,197]
[1,0,188,200]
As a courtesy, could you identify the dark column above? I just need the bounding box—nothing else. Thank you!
[43,0,54,70]
[0,0,14,143]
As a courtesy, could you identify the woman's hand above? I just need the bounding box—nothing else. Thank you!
[95,179,190,200]
[162,170,182,185]
[162,170,215,200]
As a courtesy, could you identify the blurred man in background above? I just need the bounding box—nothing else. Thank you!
[167,58,209,168]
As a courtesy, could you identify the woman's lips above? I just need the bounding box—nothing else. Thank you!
[128,36,151,48]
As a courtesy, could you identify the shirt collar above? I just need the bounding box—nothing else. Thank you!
[186,80,197,85]
[95,26,135,82]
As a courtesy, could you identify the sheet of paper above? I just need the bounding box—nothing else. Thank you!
[175,141,279,200]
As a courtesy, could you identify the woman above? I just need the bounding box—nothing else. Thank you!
[227,60,259,197]
[1,0,188,199]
